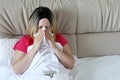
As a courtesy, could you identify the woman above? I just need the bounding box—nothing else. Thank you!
[11,6,74,77]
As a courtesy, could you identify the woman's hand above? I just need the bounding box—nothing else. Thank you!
[45,31,56,49]
[46,32,75,69]
[33,30,44,52]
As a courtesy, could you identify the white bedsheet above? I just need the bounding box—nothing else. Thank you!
[1,54,120,80]
[0,39,72,80]
[0,59,18,80]
[18,42,72,80]
[72,55,120,80]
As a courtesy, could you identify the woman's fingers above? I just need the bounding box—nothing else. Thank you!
[35,30,44,40]
[45,31,53,41]
[45,31,57,48]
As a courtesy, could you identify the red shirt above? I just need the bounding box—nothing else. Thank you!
[13,33,67,53]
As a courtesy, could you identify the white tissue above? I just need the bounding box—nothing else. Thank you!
[41,32,54,47]
[41,36,49,47]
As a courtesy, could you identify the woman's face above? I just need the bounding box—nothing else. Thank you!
[37,18,52,32]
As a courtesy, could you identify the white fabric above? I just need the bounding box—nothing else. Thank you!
[0,59,18,80]
[72,55,120,80]
[19,39,72,80]
[1,38,120,80]
[0,37,72,80]
[0,38,72,80]
[0,39,18,60]
[1,55,120,80]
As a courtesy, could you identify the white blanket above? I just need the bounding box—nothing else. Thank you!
[1,54,120,80]
[19,41,72,80]
[0,37,72,80]
[1,37,120,80]
[0,59,18,80]
[73,55,120,80]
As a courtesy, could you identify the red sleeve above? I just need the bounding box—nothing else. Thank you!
[56,33,68,46]
[13,35,33,53]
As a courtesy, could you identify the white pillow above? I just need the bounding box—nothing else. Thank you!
[0,38,19,60]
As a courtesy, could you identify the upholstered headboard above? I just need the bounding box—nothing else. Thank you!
[0,0,120,58]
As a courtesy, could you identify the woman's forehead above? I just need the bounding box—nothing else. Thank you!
[38,18,50,26]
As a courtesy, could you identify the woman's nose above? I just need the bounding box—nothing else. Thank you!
[41,27,46,31]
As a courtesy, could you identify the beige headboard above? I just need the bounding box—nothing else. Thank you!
[0,0,120,58]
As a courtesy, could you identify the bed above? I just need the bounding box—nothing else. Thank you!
[0,41,120,80]
[1,0,120,80]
